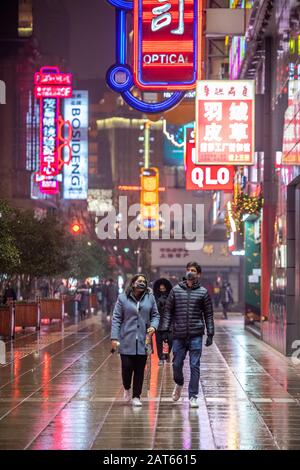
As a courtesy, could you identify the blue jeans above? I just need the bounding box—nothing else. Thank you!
[172,336,203,399]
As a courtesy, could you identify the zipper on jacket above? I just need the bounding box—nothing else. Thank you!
[136,301,140,354]
[187,289,191,338]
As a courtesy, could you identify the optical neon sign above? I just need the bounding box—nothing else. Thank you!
[106,0,202,113]
[134,0,201,91]
[34,67,73,195]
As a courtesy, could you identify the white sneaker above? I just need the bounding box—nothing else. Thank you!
[189,397,199,408]
[123,389,131,402]
[172,384,183,402]
[132,397,142,407]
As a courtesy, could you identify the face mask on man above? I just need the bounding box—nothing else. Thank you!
[186,271,198,281]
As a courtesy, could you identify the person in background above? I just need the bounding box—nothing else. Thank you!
[161,262,214,408]
[153,278,173,366]
[220,280,234,320]
[3,282,17,305]
[111,274,159,407]
[105,278,119,320]
[76,281,90,319]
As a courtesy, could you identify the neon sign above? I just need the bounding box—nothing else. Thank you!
[34,67,73,195]
[106,0,202,113]
[134,0,201,90]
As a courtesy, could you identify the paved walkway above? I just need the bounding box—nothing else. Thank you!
[1,313,300,450]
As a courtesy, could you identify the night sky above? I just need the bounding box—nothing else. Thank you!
[34,0,115,80]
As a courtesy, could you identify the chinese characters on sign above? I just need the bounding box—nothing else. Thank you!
[134,0,202,90]
[185,127,234,191]
[34,67,73,195]
[196,81,255,165]
[39,98,59,194]
[282,89,300,165]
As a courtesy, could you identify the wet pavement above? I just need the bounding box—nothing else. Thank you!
[1,313,300,450]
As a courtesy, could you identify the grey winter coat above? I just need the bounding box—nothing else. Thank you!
[161,281,214,339]
[111,289,160,355]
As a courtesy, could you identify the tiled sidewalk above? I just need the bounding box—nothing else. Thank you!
[0,314,300,450]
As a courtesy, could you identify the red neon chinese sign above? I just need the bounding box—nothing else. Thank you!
[134,0,202,91]
[34,67,72,99]
[34,67,73,195]
[196,81,255,165]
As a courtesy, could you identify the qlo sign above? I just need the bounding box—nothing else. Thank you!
[186,139,234,191]
[196,80,255,165]
[134,0,202,90]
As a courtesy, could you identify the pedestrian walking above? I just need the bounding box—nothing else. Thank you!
[153,278,173,366]
[161,262,214,408]
[220,280,234,319]
[76,282,90,319]
[111,274,160,407]
[105,278,119,320]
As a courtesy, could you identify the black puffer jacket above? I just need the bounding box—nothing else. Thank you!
[161,281,214,339]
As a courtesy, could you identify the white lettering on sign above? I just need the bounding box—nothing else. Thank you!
[151,0,185,35]
[191,167,231,188]
[143,53,185,64]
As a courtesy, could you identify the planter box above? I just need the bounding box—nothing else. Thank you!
[14,302,40,331]
[40,298,64,321]
[0,305,14,339]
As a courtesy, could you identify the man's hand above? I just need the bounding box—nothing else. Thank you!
[111,340,119,353]
[147,327,155,336]
[205,335,213,347]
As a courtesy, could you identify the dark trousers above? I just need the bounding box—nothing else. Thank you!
[156,331,173,360]
[106,301,114,316]
[222,302,229,318]
[121,354,148,399]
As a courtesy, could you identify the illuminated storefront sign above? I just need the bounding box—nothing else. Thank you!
[34,67,73,195]
[134,0,202,90]
[196,80,255,165]
[34,69,72,99]
[140,167,159,230]
[185,123,234,190]
[63,91,89,200]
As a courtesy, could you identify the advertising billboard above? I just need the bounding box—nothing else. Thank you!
[63,91,89,200]
[196,80,255,165]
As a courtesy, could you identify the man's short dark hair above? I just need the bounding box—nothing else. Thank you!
[186,262,202,274]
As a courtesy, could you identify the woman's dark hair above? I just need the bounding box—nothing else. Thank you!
[186,262,202,274]
[125,274,148,296]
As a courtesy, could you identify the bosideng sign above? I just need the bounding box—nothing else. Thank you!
[134,0,202,90]
[63,91,89,200]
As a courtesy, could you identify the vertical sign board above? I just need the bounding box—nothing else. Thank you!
[196,80,255,165]
[134,0,202,90]
[34,67,73,195]
[63,91,89,200]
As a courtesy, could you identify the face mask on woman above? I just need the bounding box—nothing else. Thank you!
[135,281,147,291]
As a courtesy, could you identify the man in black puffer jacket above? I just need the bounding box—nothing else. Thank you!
[161,262,214,408]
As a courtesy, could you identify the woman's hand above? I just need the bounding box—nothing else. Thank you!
[147,327,155,336]
[111,340,119,352]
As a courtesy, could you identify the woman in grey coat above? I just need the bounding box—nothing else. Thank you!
[111,274,160,407]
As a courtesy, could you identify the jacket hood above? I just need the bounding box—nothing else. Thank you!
[153,278,173,298]
[179,280,201,291]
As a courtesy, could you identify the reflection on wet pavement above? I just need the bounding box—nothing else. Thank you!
[0,315,300,449]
